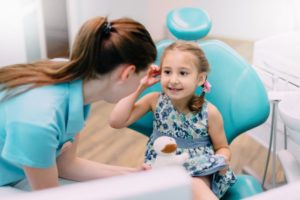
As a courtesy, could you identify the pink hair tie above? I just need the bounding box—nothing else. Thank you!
[203,80,211,93]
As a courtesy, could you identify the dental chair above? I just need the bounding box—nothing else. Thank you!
[129,7,270,200]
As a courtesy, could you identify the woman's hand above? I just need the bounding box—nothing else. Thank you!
[140,65,161,89]
[60,141,73,154]
[135,163,152,172]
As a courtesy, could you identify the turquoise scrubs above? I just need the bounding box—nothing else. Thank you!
[0,80,90,186]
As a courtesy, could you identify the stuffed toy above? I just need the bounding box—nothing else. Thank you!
[152,136,189,168]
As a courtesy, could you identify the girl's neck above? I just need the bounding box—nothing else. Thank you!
[170,96,192,114]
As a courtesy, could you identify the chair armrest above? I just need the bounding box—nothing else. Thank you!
[222,175,263,200]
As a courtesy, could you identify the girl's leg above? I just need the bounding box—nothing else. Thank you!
[192,176,218,200]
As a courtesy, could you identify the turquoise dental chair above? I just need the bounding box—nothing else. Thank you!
[129,7,270,199]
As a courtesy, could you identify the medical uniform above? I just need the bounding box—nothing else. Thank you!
[0,80,90,186]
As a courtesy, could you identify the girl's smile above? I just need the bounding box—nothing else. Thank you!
[167,86,183,92]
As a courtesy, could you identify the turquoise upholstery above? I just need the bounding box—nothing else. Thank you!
[167,7,211,40]
[129,39,269,199]
[130,39,269,142]
[222,175,264,199]
[129,7,270,199]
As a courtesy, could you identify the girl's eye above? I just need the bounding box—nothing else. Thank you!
[180,71,188,76]
[163,70,171,75]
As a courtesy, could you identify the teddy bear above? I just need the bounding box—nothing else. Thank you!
[152,136,189,168]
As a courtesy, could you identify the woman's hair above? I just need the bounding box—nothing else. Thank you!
[0,17,157,99]
[160,41,210,112]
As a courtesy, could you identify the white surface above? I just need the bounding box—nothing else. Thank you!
[0,187,25,198]
[277,150,300,183]
[0,0,46,67]
[250,32,300,163]
[253,31,300,86]
[245,180,300,200]
[0,1,26,67]
[278,92,300,130]
[268,91,300,102]
[9,166,192,200]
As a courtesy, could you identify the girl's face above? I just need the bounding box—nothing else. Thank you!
[160,50,205,101]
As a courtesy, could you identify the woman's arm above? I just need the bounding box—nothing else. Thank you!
[24,133,147,190]
[109,66,160,128]
[207,104,231,164]
[56,134,143,181]
[23,164,59,190]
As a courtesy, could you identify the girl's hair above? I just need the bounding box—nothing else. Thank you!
[160,41,210,112]
[0,17,157,99]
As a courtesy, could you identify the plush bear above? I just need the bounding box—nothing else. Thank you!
[152,136,189,168]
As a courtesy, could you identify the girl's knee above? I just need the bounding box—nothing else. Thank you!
[192,177,218,200]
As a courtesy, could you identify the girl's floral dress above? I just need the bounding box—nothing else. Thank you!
[145,93,236,198]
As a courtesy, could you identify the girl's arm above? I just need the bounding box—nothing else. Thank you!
[56,134,144,181]
[109,66,160,128]
[207,104,231,170]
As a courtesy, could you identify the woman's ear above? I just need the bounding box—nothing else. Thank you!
[119,64,136,81]
[197,73,207,86]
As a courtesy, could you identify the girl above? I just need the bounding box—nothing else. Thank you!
[109,41,236,199]
[0,16,156,190]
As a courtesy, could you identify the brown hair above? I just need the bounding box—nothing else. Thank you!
[0,17,156,99]
[160,41,210,112]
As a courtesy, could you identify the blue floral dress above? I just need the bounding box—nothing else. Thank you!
[145,93,236,198]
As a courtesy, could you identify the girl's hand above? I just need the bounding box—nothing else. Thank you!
[218,166,229,175]
[216,154,229,175]
[140,65,161,89]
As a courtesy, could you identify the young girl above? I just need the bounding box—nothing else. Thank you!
[109,41,236,199]
[0,16,156,190]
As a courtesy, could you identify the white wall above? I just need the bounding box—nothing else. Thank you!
[0,1,26,67]
[2,0,297,67]
[67,0,150,46]
[67,0,299,42]
[0,0,46,67]
[148,0,297,41]
[193,0,296,40]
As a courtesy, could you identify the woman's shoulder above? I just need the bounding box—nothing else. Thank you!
[4,83,70,120]
[17,83,68,104]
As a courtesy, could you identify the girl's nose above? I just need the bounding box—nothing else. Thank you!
[170,75,179,84]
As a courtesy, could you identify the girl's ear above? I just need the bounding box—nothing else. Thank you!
[119,64,136,81]
[197,73,207,86]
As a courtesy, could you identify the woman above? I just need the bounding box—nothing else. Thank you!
[0,16,157,190]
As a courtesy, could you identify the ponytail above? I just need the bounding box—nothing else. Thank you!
[189,92,205,112]
[0,16,156,100]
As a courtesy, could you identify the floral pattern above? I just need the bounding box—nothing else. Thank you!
[145,93,236,198]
